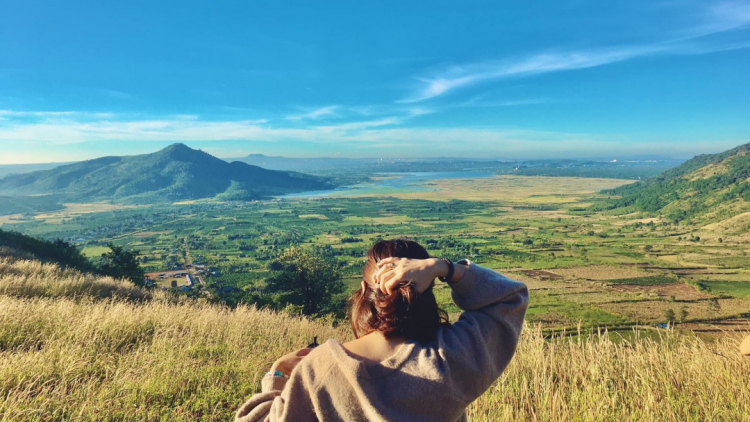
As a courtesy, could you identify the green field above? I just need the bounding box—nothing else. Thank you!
[2,174,749,332]
[81,245,111,258]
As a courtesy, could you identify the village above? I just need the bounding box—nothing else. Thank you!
[146,262,207,291]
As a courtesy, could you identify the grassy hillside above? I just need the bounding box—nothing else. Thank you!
[1,257,748,421]
[600,142,750,222]
[0,229,91,272]
[0,143,331,207]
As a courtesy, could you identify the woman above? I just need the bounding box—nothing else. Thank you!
[235,239,529,422]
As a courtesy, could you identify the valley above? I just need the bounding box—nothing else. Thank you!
[3,172,748,336]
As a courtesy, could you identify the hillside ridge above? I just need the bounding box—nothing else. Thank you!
[0,143,332,205]
[601,142,750,222]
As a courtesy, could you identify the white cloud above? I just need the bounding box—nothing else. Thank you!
[286,105,339,120]
[679,1,750,38]
[0,110,115,119]
[96,89,134,100]
[0,111,744,160]
[401,45,674,103]
[0,109,566,148]
[401,2,750,103]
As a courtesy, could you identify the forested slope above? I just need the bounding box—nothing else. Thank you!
[0,143,332,205]
[600,143,750,222]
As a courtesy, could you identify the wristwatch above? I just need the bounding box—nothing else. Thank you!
[438,258,454,283]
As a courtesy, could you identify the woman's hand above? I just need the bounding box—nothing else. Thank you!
[374,257,444,295]
[271,347,312,377]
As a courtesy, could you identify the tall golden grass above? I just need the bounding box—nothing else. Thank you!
[0,258,153,301]
[1,259,748,421]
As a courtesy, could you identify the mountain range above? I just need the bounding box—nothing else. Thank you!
[603,142,750,223]
[0,144,331,206]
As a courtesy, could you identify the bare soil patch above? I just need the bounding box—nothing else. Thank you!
[0,214,23,225]
[520,270,564,280]
[558,290,631,304]
[298,214,328,220]
[677,318,750,334]
[553,265,652,280]
[132,231,173,238]
[609,283,711,301]
[599,298,750,323]
[504,274,567,290]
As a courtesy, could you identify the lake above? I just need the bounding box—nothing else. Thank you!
[279,171,495,199]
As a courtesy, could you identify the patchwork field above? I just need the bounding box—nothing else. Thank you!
[1,174,748,335]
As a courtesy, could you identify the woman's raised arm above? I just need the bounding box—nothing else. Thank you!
[437,261,529,404]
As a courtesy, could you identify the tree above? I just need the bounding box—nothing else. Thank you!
[707,298,721,320]
[678,306,688,323]
[98,244,147,287]
[264,246,345,316]
[664,308,675,324]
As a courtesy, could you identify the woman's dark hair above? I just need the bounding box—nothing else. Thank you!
[349,239,450,343]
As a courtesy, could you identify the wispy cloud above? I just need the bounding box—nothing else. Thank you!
[286,105,339,120]
[678,1,750,38]
[401,2,750,103]
[0,110,115,119]
[0,110,744,161]
[96,89,134,100]
[457,96,559,108]
[0,108,563,150]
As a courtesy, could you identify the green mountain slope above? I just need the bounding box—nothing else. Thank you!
[602,143,750,222]
[0,144,331,204]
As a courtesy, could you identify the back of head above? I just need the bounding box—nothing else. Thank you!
[349,239,449,343]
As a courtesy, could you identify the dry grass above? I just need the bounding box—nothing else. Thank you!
[1,261,749,421]
[0,296,347,421]
[469,326,750,422]
[0,258,153,301]
[386,176,632,202]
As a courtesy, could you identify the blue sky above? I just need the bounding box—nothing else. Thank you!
[1,0,749,163]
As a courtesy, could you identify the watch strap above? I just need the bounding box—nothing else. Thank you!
[438,258,455,283]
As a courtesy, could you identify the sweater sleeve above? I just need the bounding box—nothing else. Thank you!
[234,366,319,422]
[436,261,529,403]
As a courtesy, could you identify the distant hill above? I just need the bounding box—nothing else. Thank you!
[0,162,71,178]
[234,154,681,179]
[601,143,750,222]
[0,144,332,206]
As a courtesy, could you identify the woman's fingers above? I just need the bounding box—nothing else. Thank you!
[377,257,400,267]
[373,263,391,283]
[375,268,398,292]
[381,270,411,295]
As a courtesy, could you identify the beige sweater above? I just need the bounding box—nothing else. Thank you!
[235,263,529,422]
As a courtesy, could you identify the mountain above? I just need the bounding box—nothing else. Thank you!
[602,142,750,222]
[0,144,332,205]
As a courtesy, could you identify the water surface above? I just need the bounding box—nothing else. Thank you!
[280,171,494,199]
